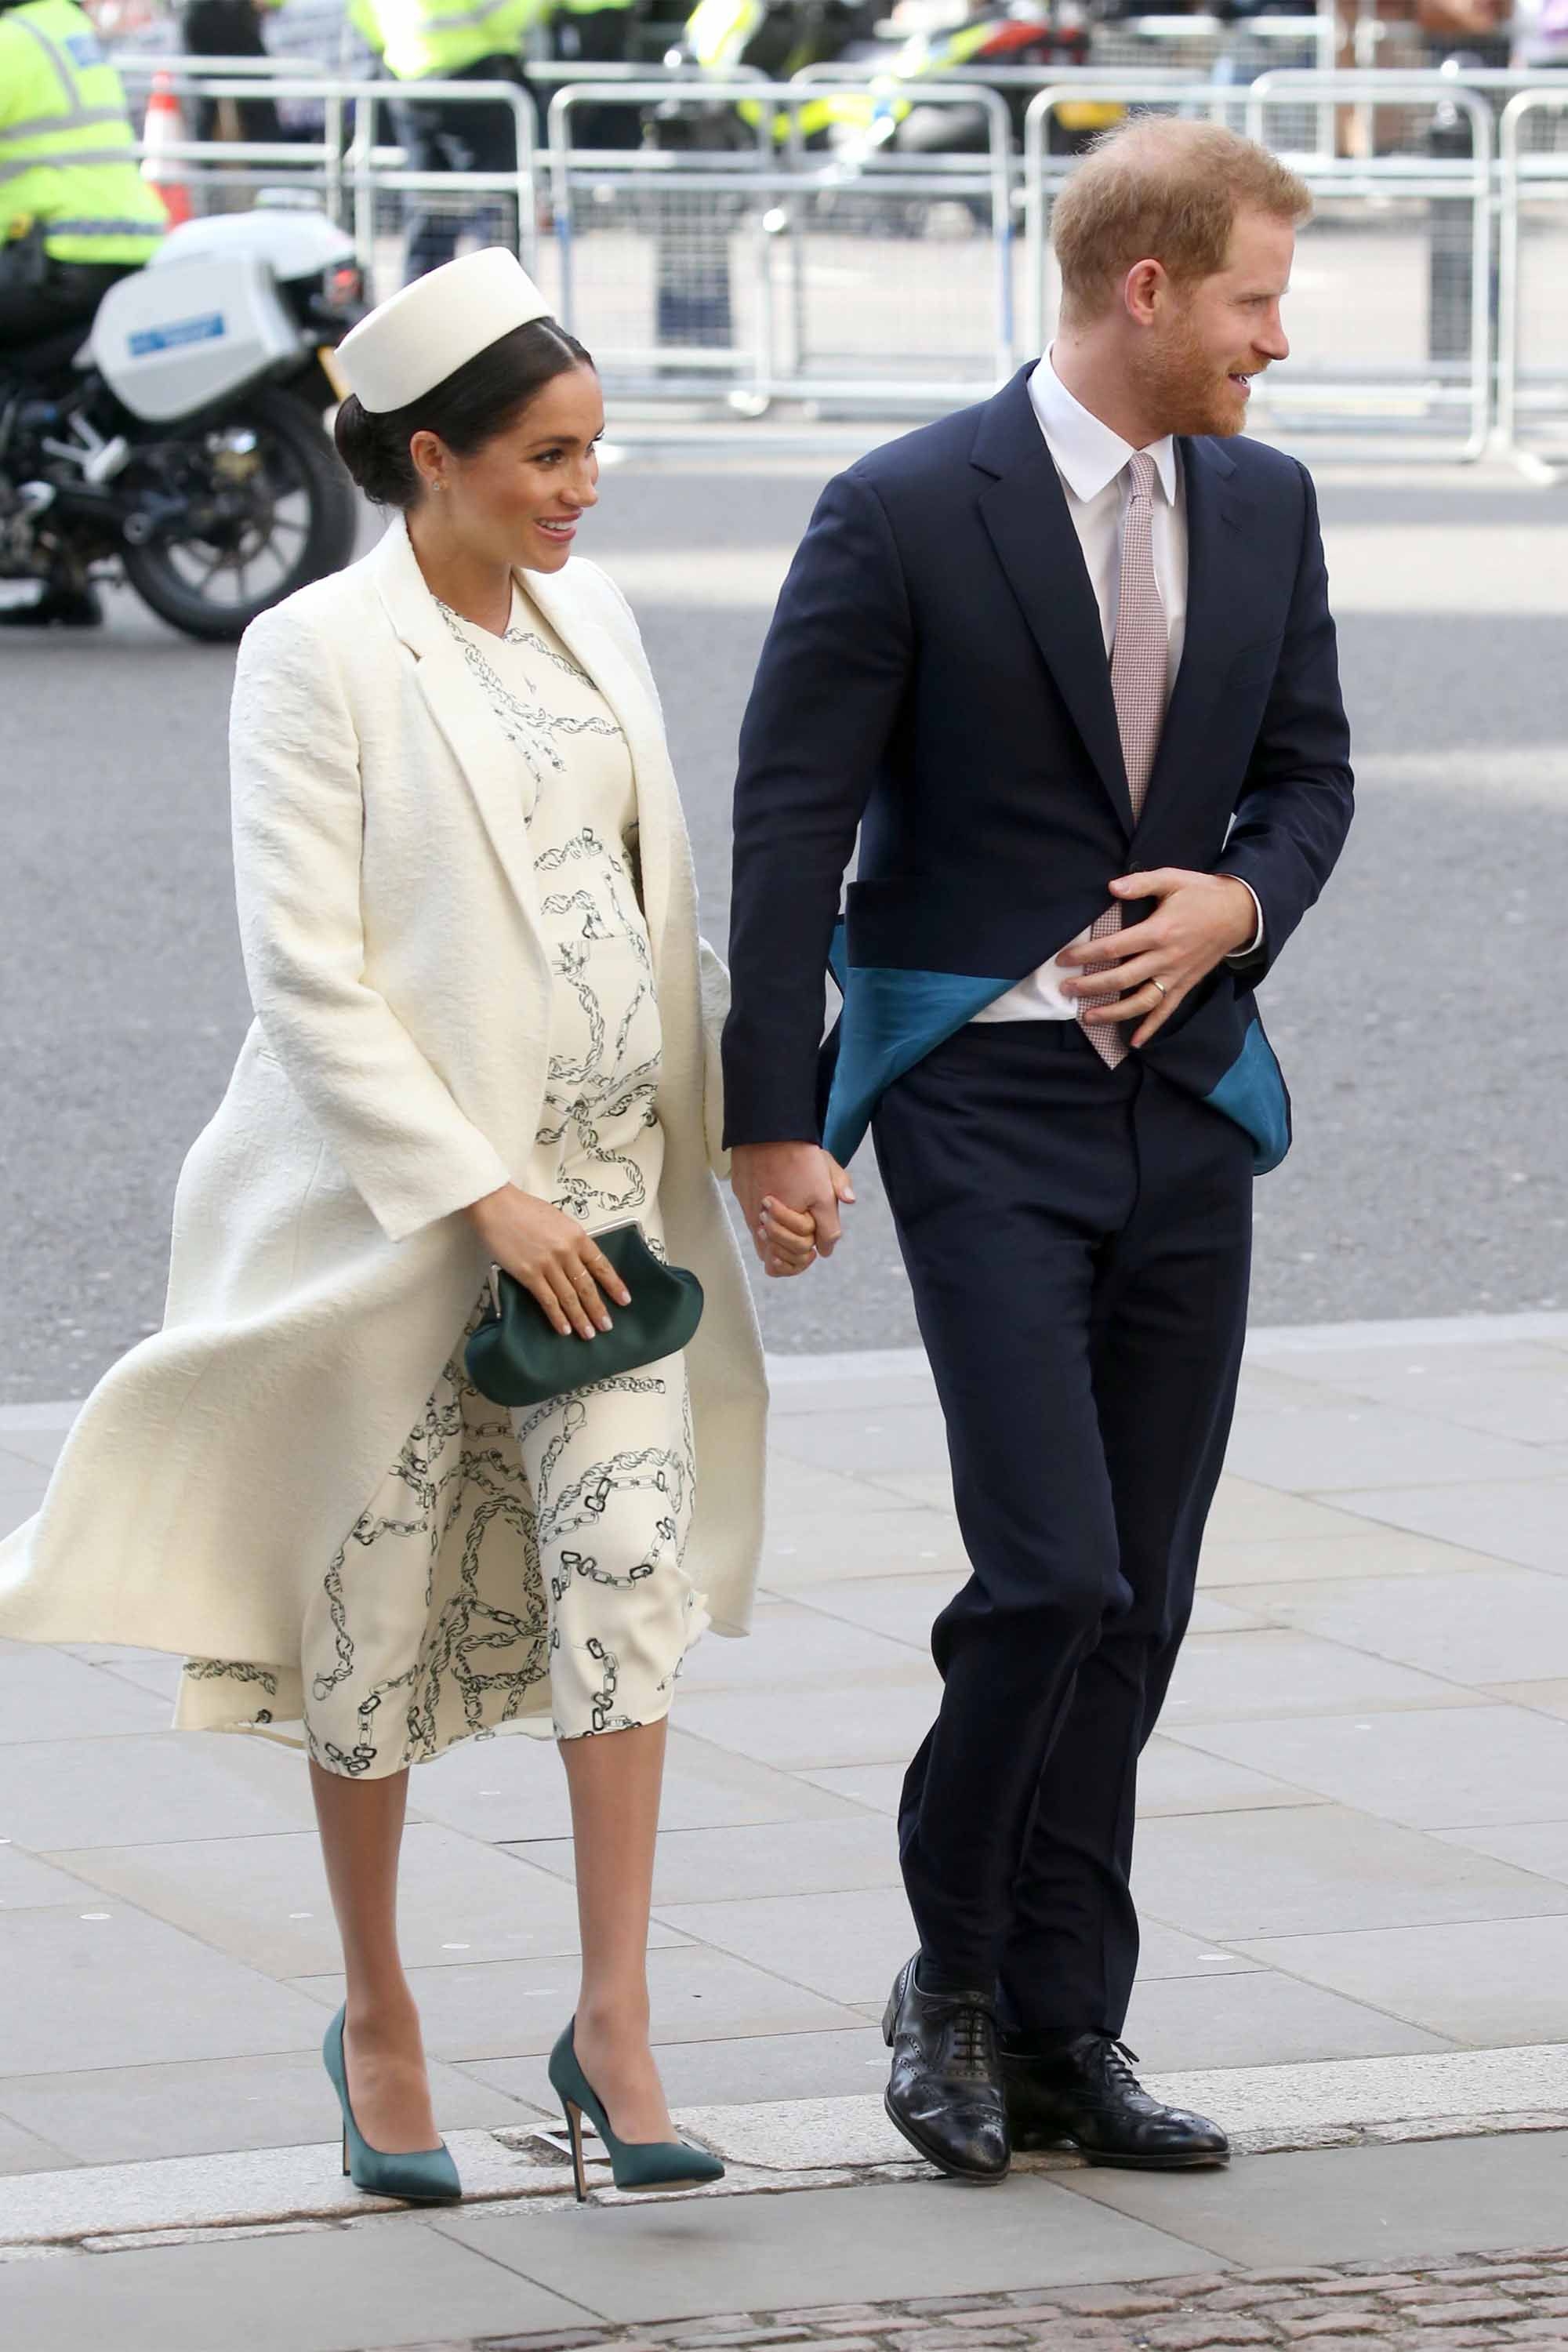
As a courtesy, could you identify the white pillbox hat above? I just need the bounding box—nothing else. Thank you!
[336,248,554,415]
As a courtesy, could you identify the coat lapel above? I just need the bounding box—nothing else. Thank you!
[1137,435,1244,834]
[370,518,544,931]
[369,519,688,993]
[972,368,1134,837]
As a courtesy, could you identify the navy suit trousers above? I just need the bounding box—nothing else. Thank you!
[872,1018,1253,2034]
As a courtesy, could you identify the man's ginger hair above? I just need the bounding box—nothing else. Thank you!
[1051,116,1312,328]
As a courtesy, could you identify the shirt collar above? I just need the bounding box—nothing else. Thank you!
[1028,350,1178,508]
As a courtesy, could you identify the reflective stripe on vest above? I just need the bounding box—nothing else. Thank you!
[0,0,165,260]
[48,214,172,236]
[2,105,125,143]
[0,143,140,183]
[359,0,544,80]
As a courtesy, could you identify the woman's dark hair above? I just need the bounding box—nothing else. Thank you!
[333,316,594,510]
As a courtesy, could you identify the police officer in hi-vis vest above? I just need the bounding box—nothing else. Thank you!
[349,0,543,280]
[0,0,167,626]
[0,0,165,342]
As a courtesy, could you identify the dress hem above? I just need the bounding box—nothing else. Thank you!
[172,1588,713,1774]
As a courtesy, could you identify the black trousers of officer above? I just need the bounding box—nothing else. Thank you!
[873,1015,1254,2038]
[0,254,130,353]
[555,5,640,151]
[181,0,285,143]
[396,55,527,282]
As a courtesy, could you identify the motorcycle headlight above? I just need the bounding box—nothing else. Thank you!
[319,263,365,315]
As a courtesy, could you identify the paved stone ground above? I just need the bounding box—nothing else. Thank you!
[8,1309,1568,2189]
[5,1307,1568,2185]
[360,2249,1568,2352]
[372,2254,1568,2352]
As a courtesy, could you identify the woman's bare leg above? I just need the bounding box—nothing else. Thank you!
[310,1759,441,2153]
[561,1718,676,2143]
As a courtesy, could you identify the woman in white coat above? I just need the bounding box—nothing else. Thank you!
[0,249,822,2205]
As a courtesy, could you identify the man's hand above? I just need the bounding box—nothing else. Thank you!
[731,1142,855,1278]
[1058,870,1258,1051]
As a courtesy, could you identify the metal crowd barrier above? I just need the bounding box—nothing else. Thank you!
[801,16,1338,157]
[122,65,539,280]
[1015,70,1500,457]
[545,78,1014,406]
[114,59,1568,453]
[1497,89,1568,463]
[1247,72,1496,459]
[121,51,328,74]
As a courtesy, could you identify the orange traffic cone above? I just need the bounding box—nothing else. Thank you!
[141,71,193,227]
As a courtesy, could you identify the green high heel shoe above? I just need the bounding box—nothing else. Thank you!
[323,2006,463,2205]
[548,2020,724,2201]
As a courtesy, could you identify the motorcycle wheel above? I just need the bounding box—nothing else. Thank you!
[122,384,358,644]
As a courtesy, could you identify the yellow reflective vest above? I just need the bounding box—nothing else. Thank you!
[684,0,858,140]
[684,0,758,60]
[347,0,546,81]
[0,0,166,265]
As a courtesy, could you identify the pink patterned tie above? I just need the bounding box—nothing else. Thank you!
[1080,448,1167,1071]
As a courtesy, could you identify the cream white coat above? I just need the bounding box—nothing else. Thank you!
[0,520,767,1666]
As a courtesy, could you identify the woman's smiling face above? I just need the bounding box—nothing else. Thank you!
[410,364,604,574]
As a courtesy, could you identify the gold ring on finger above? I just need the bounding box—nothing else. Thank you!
[1150,978,1168,999]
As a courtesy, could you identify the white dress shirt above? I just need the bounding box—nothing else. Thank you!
[973,350,1261,1026]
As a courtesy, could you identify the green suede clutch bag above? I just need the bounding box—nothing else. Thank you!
[464,1221,704,1409]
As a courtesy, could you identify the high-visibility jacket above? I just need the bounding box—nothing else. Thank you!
[0,0,166,265]
[684,0,757,65]
[887,14,1123,132]
[347,0,545,82]
[684,0,861,140]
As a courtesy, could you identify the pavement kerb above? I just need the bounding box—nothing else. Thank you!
[10,2048,1568,2252]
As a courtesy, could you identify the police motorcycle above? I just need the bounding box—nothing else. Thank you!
[1,201,363,641]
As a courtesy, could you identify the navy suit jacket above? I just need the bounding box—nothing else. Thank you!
[721,365,1354,1171]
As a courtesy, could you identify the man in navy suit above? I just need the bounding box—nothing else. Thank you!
[724,117,1353,2183]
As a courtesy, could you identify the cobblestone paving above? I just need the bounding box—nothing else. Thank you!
[365,2247,1568,2352]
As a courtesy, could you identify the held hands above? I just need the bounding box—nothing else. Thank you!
[730,1142,856,1280]
[463,1184,633,1341]
[725,876,1252,1278]
[1058,869,1258,1051]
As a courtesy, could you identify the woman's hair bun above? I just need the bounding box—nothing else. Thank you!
[332,391,419,507]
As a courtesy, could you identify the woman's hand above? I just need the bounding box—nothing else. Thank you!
[756,1156,856,1279]
[463,1185,633,1341]
[760,1195,818,1279]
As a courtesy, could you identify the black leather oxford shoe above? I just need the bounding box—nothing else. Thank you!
[1002,2034,1229,2169]
[883,1955,1010,2184]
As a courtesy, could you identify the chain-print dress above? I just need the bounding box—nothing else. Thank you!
[176,579,704,1775]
